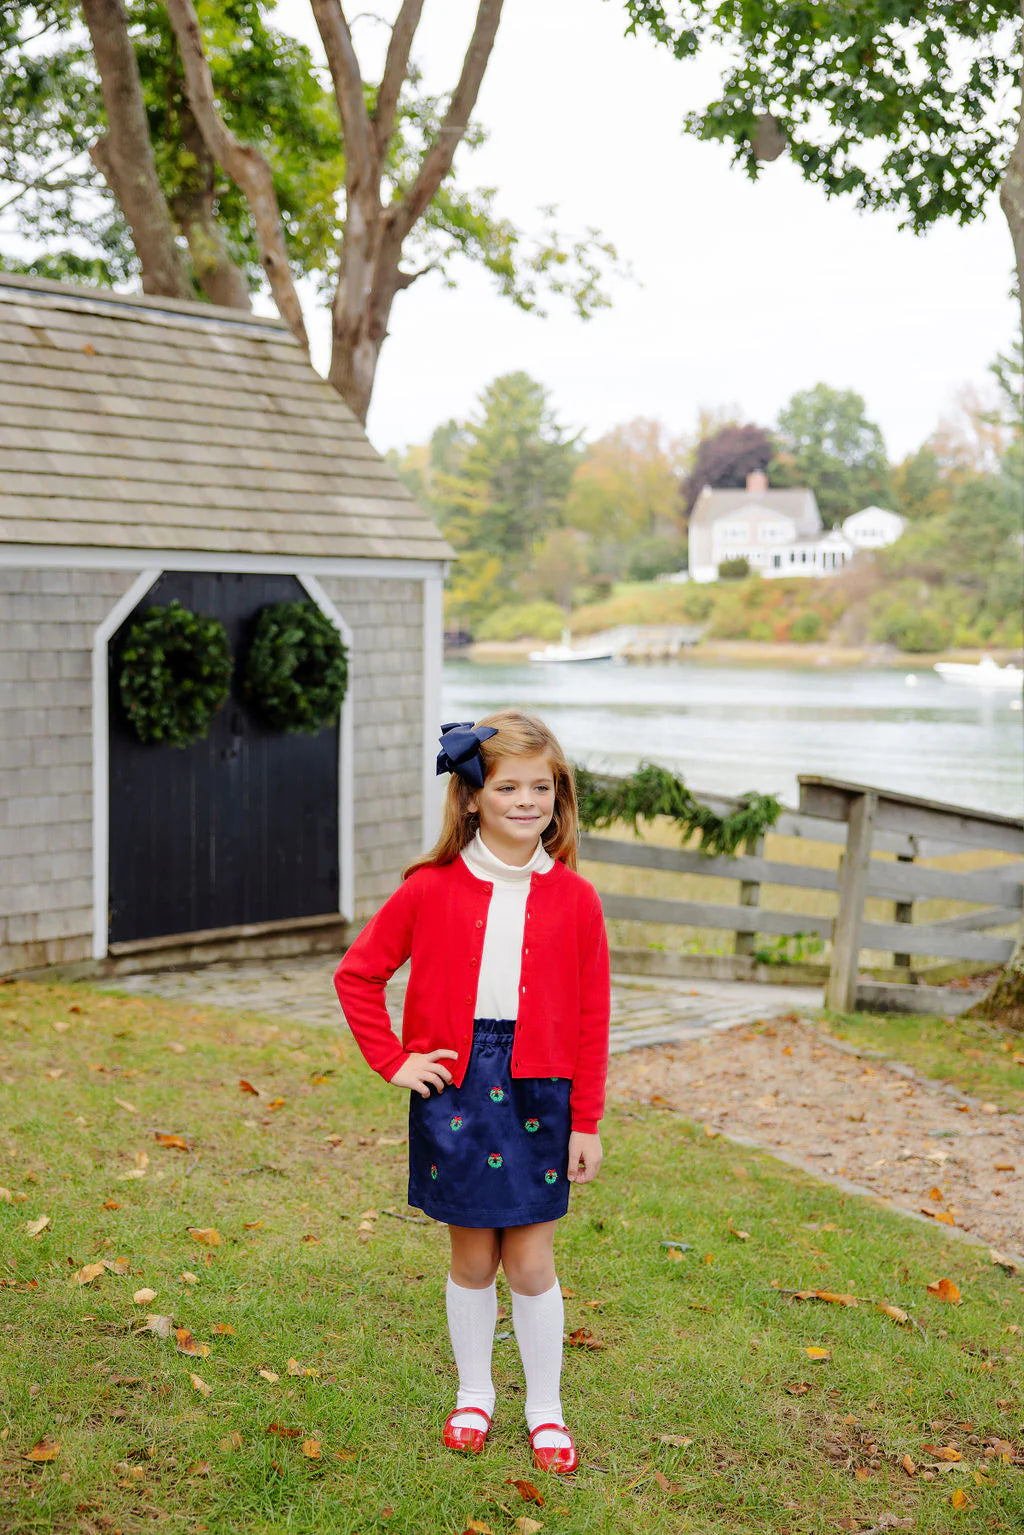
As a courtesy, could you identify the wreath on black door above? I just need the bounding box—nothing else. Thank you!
[118,599,233,749]
[244,599,349,734]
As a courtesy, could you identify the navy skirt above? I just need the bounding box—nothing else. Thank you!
[407,1018,572,1228]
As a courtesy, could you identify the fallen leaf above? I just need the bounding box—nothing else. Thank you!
[143,1314,174,1338]
[359,1208,379,1220]
[513,1520,543,1535]
[323,1132,344,1145]
[24,1437,60,1462]
[921,1208,957,1226]
[902,1453,917,1475]
[922,1443,962,1461]
[665,1247,684,1262]
[560,1286,575,1298]
[102,1199,120,1210]
[220,1432,244,1451]
[727,1218,750,1241]
[168,1042,187,1054]
[310,1074,331,1085]
[266,1421,301,1438]
[102,1256,129,1275]
[567,1327,606,1349]
[25,1213,50,1238]
[70,1262,105,1286]
[950,1487,971,1509]
[990,1249,1020,1275]
[212,1323,235,1335]
[877,1303,910,1325]
[243,1220,264,1231]
[301,1438,322,1459]
[154,1133,190,1151]
[270,1459,284,1475]
[783,1381,811,1394]
[189,1372,212,1397]
[0,1187,13,1202]
[117,1169,146,1181]
[259,1368,280,1383]
[658,1434,693,1447]
[187,1228,221,1246]
[301,1234,320,1244]
[187,1461,211,1477]
[506,1477,544,1505]
[239,1080,261,1096]
[464,1522,493,1535]
[181,1271,198,1284]
[175,1328,210,1358]
[854,1466,871,1481]
[133,1288,157,1304]
[927,1278,962,1304]
[44,1068,63,1081]
[286,1358,318,1377]
[805,1346,831,1359]
[114,1097,138,1114]
[267,1098,286,1110]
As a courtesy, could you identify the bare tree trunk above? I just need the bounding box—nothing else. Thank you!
[313,0,504,421]
[164,0,309,351]
[81,0,193,300]
[973,2,1024,1030]
[172,111,251,311]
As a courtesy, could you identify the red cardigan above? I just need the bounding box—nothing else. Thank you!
[334,855,610,1133]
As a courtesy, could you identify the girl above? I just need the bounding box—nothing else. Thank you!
[334,709,610,1474]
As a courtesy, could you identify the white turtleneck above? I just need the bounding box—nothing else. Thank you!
[460,829,554,1019]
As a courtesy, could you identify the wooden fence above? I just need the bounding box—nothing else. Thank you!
[580,774,1023,1014]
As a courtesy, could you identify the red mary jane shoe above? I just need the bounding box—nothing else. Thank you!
[529,1422,579,1474]
[443,1406,492,1454]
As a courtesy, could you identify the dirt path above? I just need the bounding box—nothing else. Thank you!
[608,1013,1024,1264]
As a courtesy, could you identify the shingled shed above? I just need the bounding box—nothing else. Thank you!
[0,273,453,977]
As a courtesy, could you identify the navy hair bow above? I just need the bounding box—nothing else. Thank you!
[436,720,498,790]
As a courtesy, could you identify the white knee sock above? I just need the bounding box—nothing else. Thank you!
[446,1274,497,1429]
[511,1280,571,1451]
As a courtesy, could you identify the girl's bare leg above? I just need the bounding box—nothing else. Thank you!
[445,1225,500,1433]
[498,1220,557,1294]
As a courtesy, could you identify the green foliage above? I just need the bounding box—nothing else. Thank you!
[717,556,750,580]
[565,418,689,543]
[753,931,825,967]
[869,598,952,654]
[244,600,348,735]
[626,535,685,582]
[789,610,823,643]
[425,373,580,626]
[772,384,890,526]
[574,761,782,857]
[117,599,232,749]
[624,2,1017,232]
[474,601,566,642]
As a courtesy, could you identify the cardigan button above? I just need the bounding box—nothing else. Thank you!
[470,957,478,967]
[474,919,483,928]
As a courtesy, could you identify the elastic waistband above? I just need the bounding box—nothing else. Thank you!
[472,1016,516,1038]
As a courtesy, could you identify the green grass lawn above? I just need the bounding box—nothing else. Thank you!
[2,980,1023,1535]
[819,1009,1024,1116]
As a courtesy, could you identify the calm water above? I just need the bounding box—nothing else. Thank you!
[442,657,1024,817]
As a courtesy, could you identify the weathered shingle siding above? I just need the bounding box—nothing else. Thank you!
[318,575,425,918]
[0,566,137,973]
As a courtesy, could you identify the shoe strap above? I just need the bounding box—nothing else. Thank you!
[449,1407,492,1427]
[529,1421,571,1441]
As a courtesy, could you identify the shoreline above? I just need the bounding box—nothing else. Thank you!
[453,637,1024,668]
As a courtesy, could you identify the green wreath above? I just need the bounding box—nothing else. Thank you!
[118,599,233,749]
[244,600,348,734]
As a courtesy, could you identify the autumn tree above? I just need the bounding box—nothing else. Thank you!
[771,384,890,526]
[681,421,774,515]
[0,1,618,419]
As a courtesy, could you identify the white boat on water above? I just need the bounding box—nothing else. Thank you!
[933,655,1023,691]
[528,628,615,664]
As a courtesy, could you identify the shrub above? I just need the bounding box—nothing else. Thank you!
[747,619,773,641]
[626,536,686,583]
[475,601,566,642]
[718,557,750,580]
[790,611,824,642]
[871,601,952,653]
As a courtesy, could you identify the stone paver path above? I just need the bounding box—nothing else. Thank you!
[101,954,819,1052]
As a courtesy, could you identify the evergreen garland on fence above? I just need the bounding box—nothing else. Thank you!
[244,600,348,734]
[118,600,233,749]
[573,761,782,857]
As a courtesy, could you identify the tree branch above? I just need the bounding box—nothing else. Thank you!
[80,0,193,299]
[391,0,504,244]
[308,0,374,196]
[163,0,309,345]
[372,0,426,168]
[394,262,432,290]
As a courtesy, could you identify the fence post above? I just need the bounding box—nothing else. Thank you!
[893,851,914,969]
[826,790,878,1013]
[733,833,764,957]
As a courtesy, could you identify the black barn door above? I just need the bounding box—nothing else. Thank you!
[108,572,340,945]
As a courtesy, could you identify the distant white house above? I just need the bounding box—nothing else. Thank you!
[687,472,904,582]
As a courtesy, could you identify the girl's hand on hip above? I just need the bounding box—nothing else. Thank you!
[390,1049,458,1098]
[567,1131,602,1184]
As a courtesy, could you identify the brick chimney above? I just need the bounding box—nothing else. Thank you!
[746,470,768,493]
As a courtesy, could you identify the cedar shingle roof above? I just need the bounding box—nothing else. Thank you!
[688,486,820,529]
[0,273,453,562]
